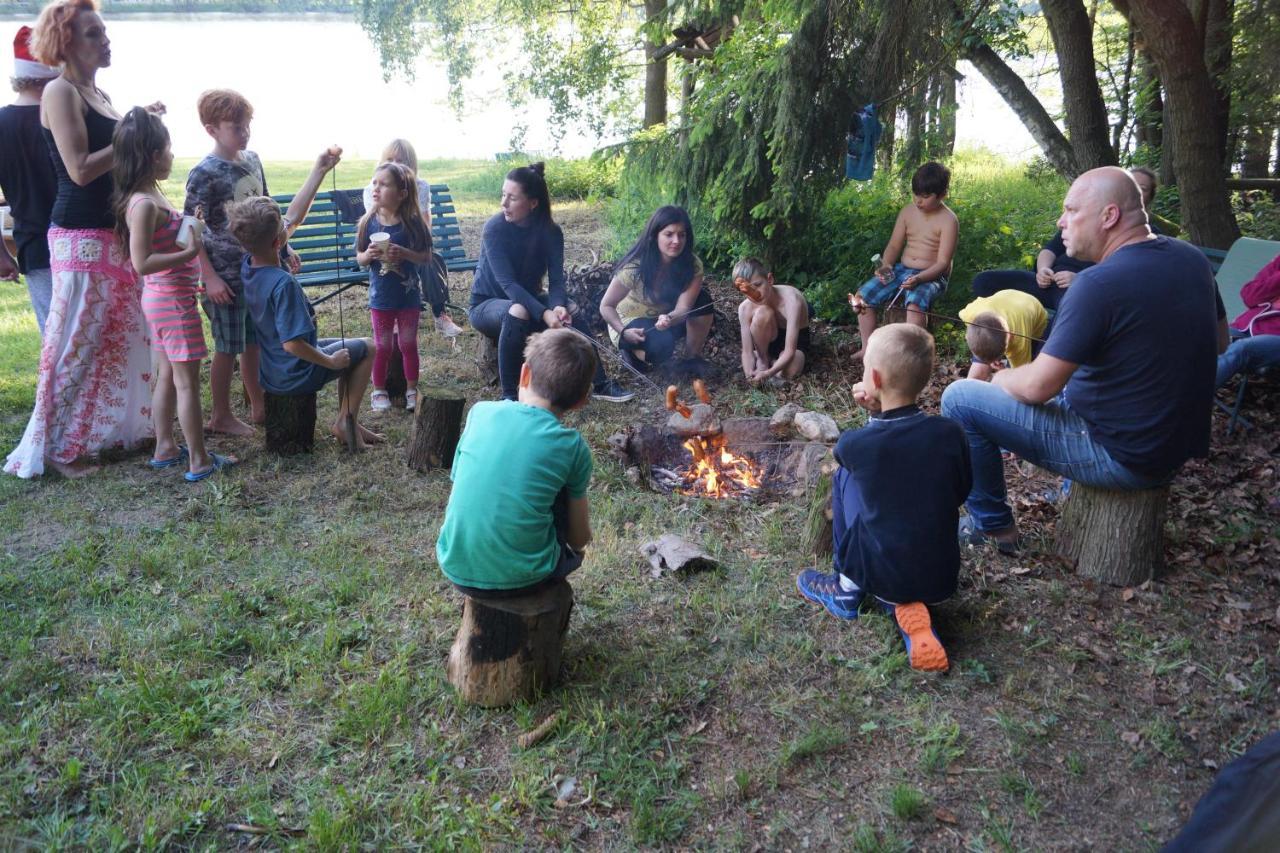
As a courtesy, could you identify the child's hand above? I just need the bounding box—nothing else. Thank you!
[144,101,166,116]
[315,145,343,172]
[851,381,881,412]
[621,327,646,345]
[901,275,919,290]
[655,313,672,331]
[847,294,868,315]
[875,265,893,282]
[328,348,351,371]
[365,242,384,260]
[385,243,405,263]
[284,246,302,274]
[541,308,563,329]
[204,272,234,305]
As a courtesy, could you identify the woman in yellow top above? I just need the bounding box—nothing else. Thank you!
[599,206,713,372]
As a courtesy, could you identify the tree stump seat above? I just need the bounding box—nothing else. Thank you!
[446,579,574,707]
[406,389,465,472]
[1054,482,1171,586]
[264,391,316,455]
[474,334,499,387]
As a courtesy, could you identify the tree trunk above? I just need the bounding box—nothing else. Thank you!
[1055,483,1170,585]
[934,67,957,158]
[643,0,668,127]
[1042,0,1118,170]
[679,64,695,151]
[407,390,465,472]
[474,334,498,387]
[1115,0,1240,248]
[877,100,897,173]
[959,41,1080,177]
[1240,125,1273,178]
[902,85,925,170]
[264,392,316,456]
[1192,0,1234,172]
[1134,49,1163,151]
[447,580,574,707]
[1112,24,1137,158]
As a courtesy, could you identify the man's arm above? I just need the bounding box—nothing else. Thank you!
[991,352,1078,404]
[565,495,592,552]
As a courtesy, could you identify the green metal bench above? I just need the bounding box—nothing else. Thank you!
[270,183,477,307]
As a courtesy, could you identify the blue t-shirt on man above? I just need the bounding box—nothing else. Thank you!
[1042,236,1221,478]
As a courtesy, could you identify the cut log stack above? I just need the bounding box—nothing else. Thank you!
[1055,483,1171,586]
[407,390,465,472]
[447,580,574,707]
[264,392,316,455]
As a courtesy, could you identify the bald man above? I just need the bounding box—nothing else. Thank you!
[941,167,1226,553]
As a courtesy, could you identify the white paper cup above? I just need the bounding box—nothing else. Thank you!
[176,215,204,248]
[369,232,390,246]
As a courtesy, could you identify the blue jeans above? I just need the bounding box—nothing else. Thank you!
[940,379,1168,532]
[1216,334,1280,388]
[24,268,53,336]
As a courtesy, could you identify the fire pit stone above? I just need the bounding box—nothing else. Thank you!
[770,403,802,435]
[794,411,840,443]
[667,403,721,438]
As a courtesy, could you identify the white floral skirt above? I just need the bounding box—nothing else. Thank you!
[5,228,154,478]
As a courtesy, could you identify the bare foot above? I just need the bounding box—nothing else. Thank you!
[50,457,100,479]
[205,414,255,436]
[331,421,383,450]
[849,348,865,363]
[358,424,385,445]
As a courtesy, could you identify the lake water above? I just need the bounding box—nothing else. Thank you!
[0,14,1054,162]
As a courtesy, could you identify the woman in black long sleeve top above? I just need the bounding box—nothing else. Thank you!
[468,162,630,402]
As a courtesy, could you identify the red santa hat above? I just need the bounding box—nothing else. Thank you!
[14,26,60,81]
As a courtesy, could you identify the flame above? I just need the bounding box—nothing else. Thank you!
[680,435,762,498]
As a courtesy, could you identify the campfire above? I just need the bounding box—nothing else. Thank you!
[681,434,763,498]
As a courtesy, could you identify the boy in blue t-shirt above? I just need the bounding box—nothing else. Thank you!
[797,324,971,672]
[436,329,597,597]
[226,196,382,450]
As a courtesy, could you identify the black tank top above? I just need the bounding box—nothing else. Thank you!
[45,103,116,230]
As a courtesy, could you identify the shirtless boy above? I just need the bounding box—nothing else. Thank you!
[735,257,810,383]
[849,161,958,360]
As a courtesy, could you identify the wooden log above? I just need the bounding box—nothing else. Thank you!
[885,306,932,329]
[447,580,574,707]
[383,332,407,408]
[407,390,465,471]
[1055,483,1170,586]
[264,392,316,455]
[474,334,499,387]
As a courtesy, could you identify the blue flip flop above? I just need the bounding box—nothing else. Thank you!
[184,452,236,483]
[148,446,189,470]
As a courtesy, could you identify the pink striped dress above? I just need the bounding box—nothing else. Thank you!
[134,197,206,363]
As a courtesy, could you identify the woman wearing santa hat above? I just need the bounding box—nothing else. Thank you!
[0,26,59,336]
[4,0,163,479]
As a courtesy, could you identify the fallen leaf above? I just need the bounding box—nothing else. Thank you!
[1121,731,1141,747]
[1121,588,1135,602]
[934,807,960,825]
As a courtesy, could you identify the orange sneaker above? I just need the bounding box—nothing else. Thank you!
[893,602,949,672]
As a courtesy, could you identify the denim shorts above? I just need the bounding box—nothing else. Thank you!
[858,263,947,310]
[291,337,370,395]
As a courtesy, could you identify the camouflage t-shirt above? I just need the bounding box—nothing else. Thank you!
[183,151,268,289]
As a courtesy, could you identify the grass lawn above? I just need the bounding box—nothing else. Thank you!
[0,166,1277,848]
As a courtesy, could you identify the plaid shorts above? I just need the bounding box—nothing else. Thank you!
[858,263,947,310]
[201,283,258,354]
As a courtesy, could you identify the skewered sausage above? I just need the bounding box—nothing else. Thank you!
[693,379,711,404]
[666,385,679,411]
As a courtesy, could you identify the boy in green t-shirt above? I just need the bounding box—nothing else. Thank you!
[436,329,597,596]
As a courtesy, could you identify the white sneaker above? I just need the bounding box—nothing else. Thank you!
[405,389,418,412]
[371,390,391,412]
[435,313,463,337]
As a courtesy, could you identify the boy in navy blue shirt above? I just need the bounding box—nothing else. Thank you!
[226,196,383,450]
[797,324,971,672]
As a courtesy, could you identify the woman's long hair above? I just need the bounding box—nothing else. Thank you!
[616,205,696,307]
[356,162,432,253]
[110,106,169,247]
[505,161,553,225]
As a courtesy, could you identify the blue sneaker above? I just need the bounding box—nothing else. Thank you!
[796,569,863,620]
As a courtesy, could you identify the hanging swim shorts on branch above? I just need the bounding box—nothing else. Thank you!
[845,104,882,182]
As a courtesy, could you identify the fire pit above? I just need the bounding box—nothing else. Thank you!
[609,415,833,501]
